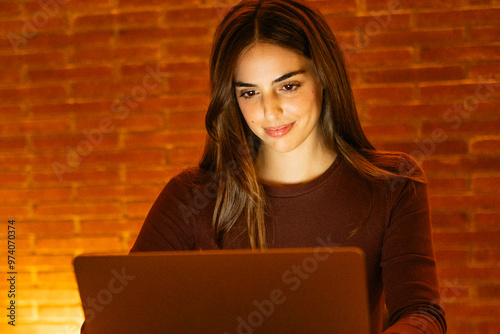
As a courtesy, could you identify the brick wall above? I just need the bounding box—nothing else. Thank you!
[0,0,498,333]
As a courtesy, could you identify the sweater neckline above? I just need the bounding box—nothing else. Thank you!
[262,156,343,198]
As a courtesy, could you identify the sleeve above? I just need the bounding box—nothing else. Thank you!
[130,175,197,252]
[381,177,447,334]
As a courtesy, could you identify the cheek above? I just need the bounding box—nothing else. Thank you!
[239,104,257,127]
[239,102,263,124]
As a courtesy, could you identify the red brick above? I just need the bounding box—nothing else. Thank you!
[119,0,202,6]
[144,96,210,111]
[435,249,469,265]
[23,221,75,235]
[445,304,500,318]
[431,212,469,228]
[469,63,500,80]
[34,203,121,218]
[164,8,221,24]
[364,66,464,83]
[0,17,67,34]
[303,0,357,14]
[353,85,414,101]
[418,9,500,27]
[434,231,500,246]
[165,112,206,130]
[419,82,483,100]
[0,137,27,151]
[444,322,473,334]
[0,105,24,118]
[169,146,204,164]
[36,271,79,288]
[0,119,70,135]
[427,176,469,194]
[0,69,21,84]
[475,212,500,228]
[23,31,113,50]
[438,267,500,280]
[471,26,500,43]
[80,219,143,235]
[37,236,123,253]
[366,103,454,120]
[18,289,80,304]
[0,205,30,220]
[0,52,66,67]
[0,2,20,15]
[471,139,500,153]
[24,0,113,12]
[32,133,119,151]
[378,140,468,157]
[476,322,500,334]
[430,194,500,210]
[167,77,210,94]
[124,130,206,149]
[125,167,184,184]
[33,169,120,185]
[326,14,409,32]
[0,86,67,101]
[77,185,160,201]
[72,46,159,63]
[0,188,72,203]
[164,42,212,61]
[365,29,465,48]
[439,281,470,302]
[122,61,208,77]
[421,45,500,62]
[422,121,500,137]
[477,285,500,299]
[39,305,83,321]
[73,81,163,98]
[472,176,500,193]
[0,171,28,186]
[118,26,209,45]
[0,237,33,255]
[30,101,113,117]
[28,66,113,82]
[15,255,74,268]
[125,201,153,219]
[80,150,165,167]
[365,0,462,9]
[74,11,160,28]
[0,271,35,289]
[361,123,416,140]
[474,248,500,264]
[75,114,164,132]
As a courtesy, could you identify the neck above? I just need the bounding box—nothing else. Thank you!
[255,136,337,186]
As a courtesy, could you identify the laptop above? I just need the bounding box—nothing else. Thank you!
[74,247,370,333]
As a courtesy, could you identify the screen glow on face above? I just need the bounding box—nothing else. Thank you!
[234,43,324,155]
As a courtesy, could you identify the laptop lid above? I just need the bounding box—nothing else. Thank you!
[74,247,370,334]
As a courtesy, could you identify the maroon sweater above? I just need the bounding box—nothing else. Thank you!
[131,156,446,333]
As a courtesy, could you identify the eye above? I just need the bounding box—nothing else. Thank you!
[281,83,301,92]
[239,90,258,99]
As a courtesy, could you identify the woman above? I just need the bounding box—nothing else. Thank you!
[132,0,447,333]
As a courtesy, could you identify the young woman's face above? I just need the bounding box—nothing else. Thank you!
[234,43,324,155]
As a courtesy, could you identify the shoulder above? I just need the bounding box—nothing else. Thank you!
[159,167,215,202]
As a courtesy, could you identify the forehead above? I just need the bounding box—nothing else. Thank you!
[234,43,313,81]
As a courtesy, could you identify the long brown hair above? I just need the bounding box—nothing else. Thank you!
[199,0,424,249]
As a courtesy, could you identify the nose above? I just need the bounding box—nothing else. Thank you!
[262,92,282,121]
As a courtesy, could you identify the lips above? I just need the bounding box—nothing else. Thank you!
[264,122,295,138]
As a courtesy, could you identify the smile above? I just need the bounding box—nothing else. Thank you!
[264,122,295,138]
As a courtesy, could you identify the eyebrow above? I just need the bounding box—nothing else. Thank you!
[234,70,306,88]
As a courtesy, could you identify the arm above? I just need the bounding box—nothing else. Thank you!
[381,178,447,333]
